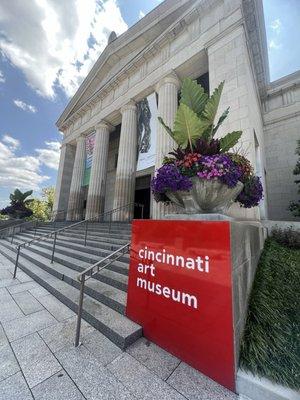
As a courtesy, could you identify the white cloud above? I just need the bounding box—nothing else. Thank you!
[0,0,128,98]
[13,99,37,113]
[139,10,145,19]
[0,135,49,191]
[2,134,20,150]
[35,141,61,170]
[269,40,282,50]
[270,19,282,34]
[0,70,5,83]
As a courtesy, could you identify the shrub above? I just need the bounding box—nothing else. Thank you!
[271,227,300,249]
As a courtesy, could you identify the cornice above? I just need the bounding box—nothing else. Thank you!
[57,0,203,130]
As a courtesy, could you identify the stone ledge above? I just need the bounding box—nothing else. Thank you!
[236,370,300,400]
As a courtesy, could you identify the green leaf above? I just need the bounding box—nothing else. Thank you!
[201,81,225,138]
[23,190,33,199]
[213,107,230,135]
[219,131,242,152]
[173,104,210,148]
[180,78,208,116]
[158,117,175,141]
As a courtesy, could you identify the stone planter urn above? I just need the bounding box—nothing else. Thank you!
[166,177,243,214]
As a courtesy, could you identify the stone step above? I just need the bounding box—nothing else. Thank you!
[1,241,128,291]
[0,242,126,314]
[36,223,132,235]
[8,234,130,269]
[0,242,141,349]
[30,227,131,242]
[12,233,130,270]
[12,230,129,255]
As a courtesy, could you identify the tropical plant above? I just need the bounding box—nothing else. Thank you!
[1,189,33,219]
[152,78,263,209]
[158,78,242,151]
[289,140,300,217]
[9,189,33,206]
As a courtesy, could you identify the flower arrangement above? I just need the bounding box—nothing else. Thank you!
[151,78,263,211]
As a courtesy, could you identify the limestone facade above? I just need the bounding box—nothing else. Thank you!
[53,0,300,222]
[262,71,300,220]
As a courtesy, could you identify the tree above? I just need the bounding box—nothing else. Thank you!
[289,140,300,217]
[0,189,33,219]
[27,187,55,221]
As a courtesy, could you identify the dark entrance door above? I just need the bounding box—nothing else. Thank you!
[134,175,151,219]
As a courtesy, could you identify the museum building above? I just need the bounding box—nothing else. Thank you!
[53,0,300,222]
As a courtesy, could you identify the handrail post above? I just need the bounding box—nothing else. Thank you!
[84,220,88,246]
[11,226,15,244]
[34,220,38,237]
[51,232,57,263]
[13,245,20,278]
[109,212,112,234]
[75,276,85,347]
[141,204,144,219]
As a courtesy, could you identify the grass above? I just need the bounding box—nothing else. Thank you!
[240,237,300,390]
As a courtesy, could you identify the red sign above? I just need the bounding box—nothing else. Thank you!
[126,220,235,392]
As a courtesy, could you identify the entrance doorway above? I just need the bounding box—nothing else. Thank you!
[134,175,151,219]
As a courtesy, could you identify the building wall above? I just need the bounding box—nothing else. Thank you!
[262,72,300,220]
[56,0,300,222]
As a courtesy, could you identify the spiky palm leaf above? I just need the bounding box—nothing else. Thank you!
[213,107,230,135]
[158,117,175,141]
[201,81,225,138]
[219,131,242,152]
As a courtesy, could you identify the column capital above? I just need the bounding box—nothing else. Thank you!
[155,71,181,92]
[76,135,85,143]
[121,100,137,114]
[95,120,114,132]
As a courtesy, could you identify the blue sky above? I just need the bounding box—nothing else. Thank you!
[0,0,299,208]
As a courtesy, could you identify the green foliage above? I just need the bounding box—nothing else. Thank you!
[27,187,55,222]
[219,131,242,152]
[271,227,300,249]
[289,140,300,217]
[9,189,33,205]
[1,188,34,219]
[213,107,230,135]
[158,78,238,151]
[173,104,209,149]
[201,81,224,138]
[180,78,208,116]
[158,117,175,141]
[240,239,300,390]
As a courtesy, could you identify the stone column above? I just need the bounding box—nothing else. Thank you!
[66,135,86,221]
[113,101,137,221]
[152,73,180,219]
[85,122,110,220]
[53,142,75,220]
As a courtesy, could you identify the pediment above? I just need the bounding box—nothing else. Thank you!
[57,0,197,128]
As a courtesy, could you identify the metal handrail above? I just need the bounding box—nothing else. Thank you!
[51,207,82,221]
[0,220,41,243]
[74,242,130,347]
[12,202,143,278]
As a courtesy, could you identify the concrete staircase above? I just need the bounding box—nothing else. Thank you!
[0,221,142,349]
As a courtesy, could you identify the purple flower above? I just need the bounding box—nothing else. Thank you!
[151,164,192,197]
[197,154,242,188]
[236,176,263,208]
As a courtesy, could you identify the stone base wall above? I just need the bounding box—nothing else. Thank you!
[230,221,265,368]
